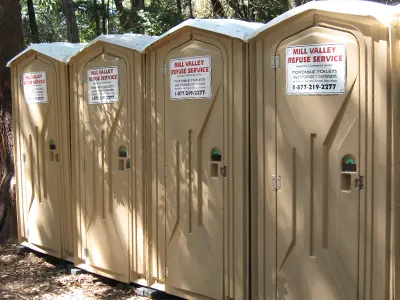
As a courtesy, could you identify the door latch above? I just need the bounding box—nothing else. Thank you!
[220,166,227,177]
[272,292,282,300]
[355,176,364,190]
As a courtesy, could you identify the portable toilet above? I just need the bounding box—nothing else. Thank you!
[68,34,156,283]
[8,42,84,261]
[144,19,262,300]
[248,2,394,300]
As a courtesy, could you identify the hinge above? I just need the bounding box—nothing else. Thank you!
[355,175,364,190]
[164,166,168,177]
[82,160,86,172]
[272,175,282,191]
[20,76,23,86]
[22,153,26,162]
[164,266,168,277]
[161,64,167,75]
[84,248,89,258]
[271,55,280,69]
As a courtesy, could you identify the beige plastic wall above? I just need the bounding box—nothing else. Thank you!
[145,28,250,300]
[250,10,392,300]
[69,41,146,283]
[11,51,73,261]
[390,14,400,300]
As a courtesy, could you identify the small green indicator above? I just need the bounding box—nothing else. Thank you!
[49,140,56,150]
[211,147,222,162]
[342,155,356,172]
[212,149,221,155]
[119,146,127,157]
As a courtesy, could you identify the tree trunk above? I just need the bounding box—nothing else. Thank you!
[176,0,182,15]
[131,0,144,8]
[114,0,123,11]
[93,0,101,36]
[210,0,226,18]
[27,0,39,43]
[0,0,25,243]
[101,0,107,34]
[188,0,193,18]
[114,0,133,30]
[106,0,110,33]
[60,0,80,42]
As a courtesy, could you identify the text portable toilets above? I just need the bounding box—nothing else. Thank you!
[8,43,84,261]
[144,19,262,300]
[68,34,156,283]
[248,2,395,300]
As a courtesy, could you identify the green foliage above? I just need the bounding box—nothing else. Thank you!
[136,1,184,35]
[21,0,400,45]
[250,0,293,23]
[22,0,67,43]
[75,0,103,42]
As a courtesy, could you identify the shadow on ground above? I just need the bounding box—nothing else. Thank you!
[0,244,148,300]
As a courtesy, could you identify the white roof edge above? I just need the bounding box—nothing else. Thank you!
[142,18,264,50]
[7,42,86,67]
[66,33,158,63]
[246,0,394,41]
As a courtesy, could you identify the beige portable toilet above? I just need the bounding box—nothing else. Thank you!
[144,19,262,300]
[8,43,84,261]
[68,34,156,283]
[248,2,395,300]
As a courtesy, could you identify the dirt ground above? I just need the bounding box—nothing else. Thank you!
[0,244,150,300]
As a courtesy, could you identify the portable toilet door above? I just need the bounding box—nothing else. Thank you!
[8,43,83,260]
[144,19,262,300]
[68,34,156,283]
[248,2,393,300]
